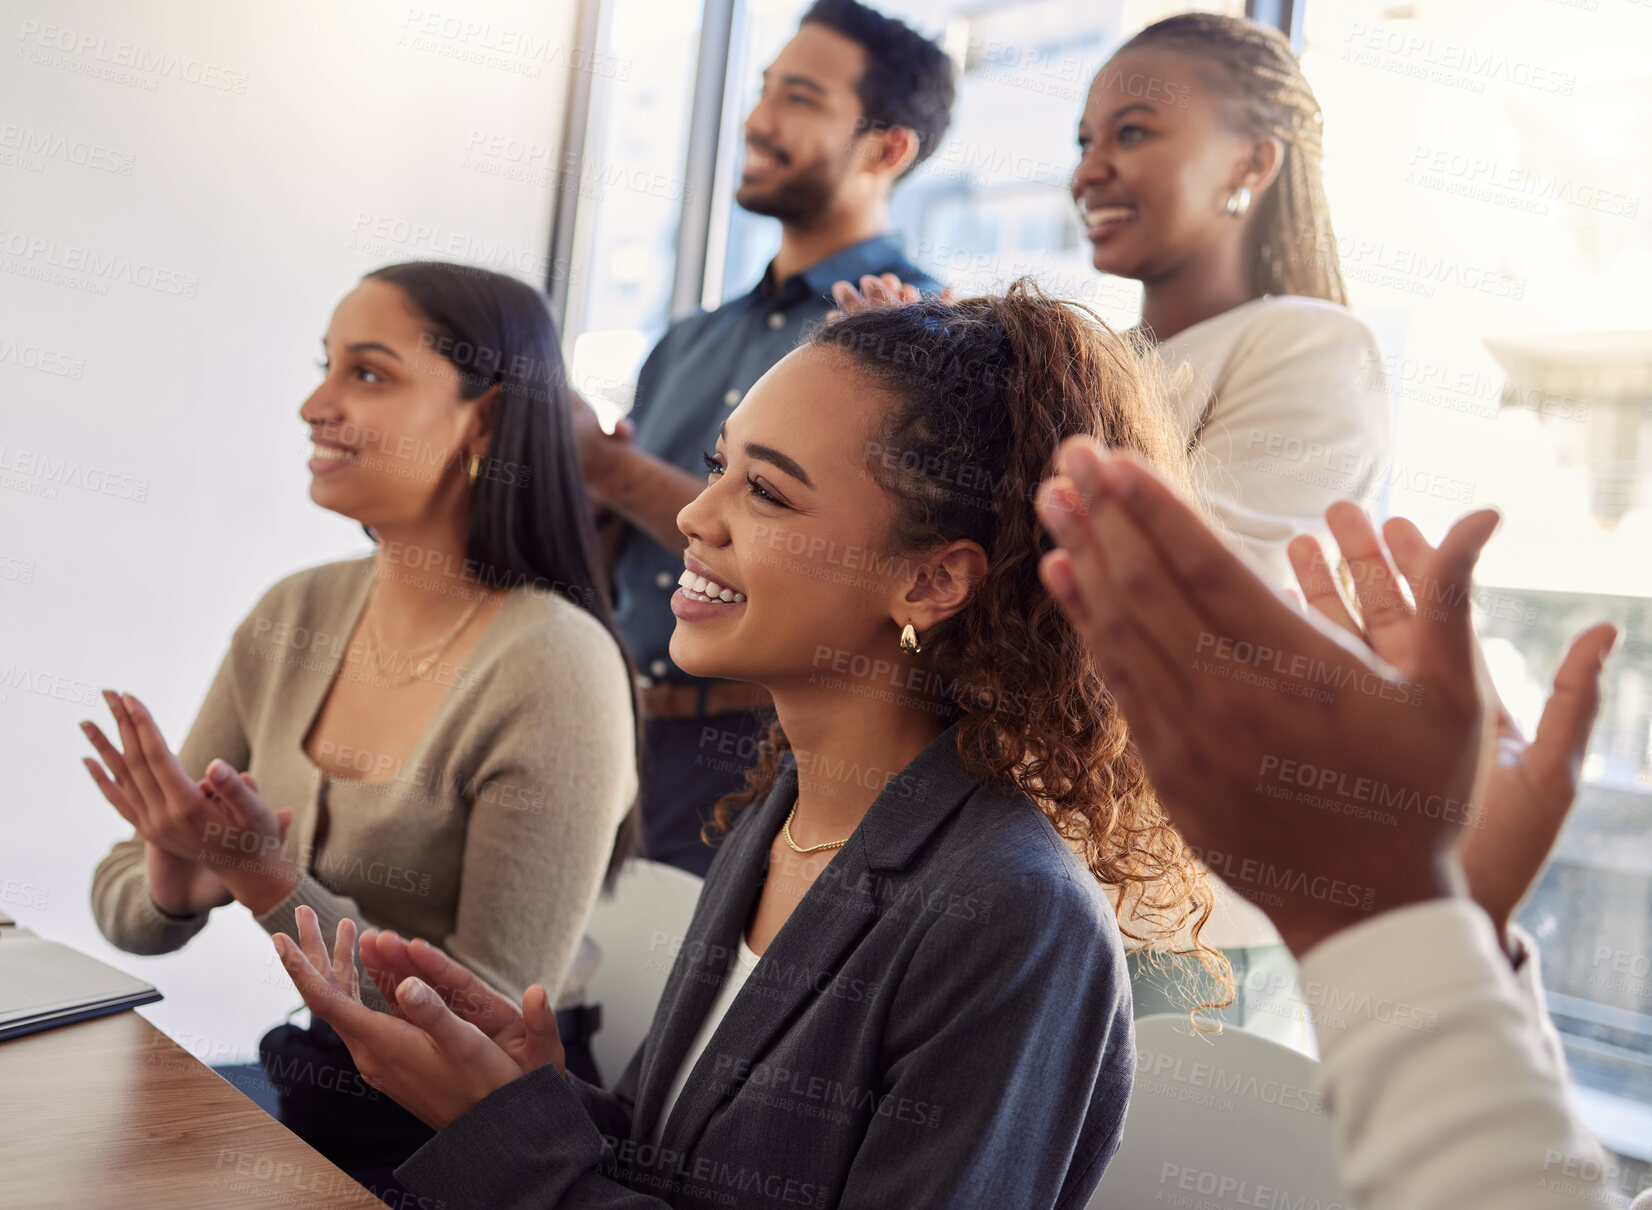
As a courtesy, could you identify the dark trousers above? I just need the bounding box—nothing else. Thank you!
[639,708,770,877]
[246,1016,601,1205]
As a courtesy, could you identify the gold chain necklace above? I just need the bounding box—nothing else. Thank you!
[363,584,490,687]
[782,797,849,854]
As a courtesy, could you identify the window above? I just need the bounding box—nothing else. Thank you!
[1301,0,1652,1194]
[560,0,707,429]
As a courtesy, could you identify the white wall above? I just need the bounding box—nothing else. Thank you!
[0,0,580,1064]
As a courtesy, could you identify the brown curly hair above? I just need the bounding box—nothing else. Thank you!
[704,279,1231,1005]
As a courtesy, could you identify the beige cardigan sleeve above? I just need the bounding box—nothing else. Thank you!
[89,621,254,955]
[253,597,638,1010]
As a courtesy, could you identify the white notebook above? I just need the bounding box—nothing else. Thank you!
[0,921,162,1041]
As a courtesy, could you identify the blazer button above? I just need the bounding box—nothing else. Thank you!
[650,659,669,677]
[767,312,785,330]
[723,388,742,407]
[655,570,674,589]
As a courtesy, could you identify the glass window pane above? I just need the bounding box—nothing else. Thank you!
[1301,0,1652,1194]
[564,0,706,428]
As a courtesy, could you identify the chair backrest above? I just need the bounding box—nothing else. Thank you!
[1089,1013,1354,1209]
[582,858,705,1088]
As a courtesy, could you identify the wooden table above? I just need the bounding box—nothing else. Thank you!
[0,1010,381,1209]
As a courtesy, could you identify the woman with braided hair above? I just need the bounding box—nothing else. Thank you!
[1073,13,1391,592]
[1071,12,1392,1040]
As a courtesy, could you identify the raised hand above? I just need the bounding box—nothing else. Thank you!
[1288,507,1616,944]
[1034,439,1496,957]
[275,906,526,1130]
[827,273,953,320]
[81,692,294,915]
[567,385,635,505]
[360,928,565,1076]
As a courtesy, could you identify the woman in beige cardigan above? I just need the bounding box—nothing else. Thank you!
[82,261,639,1199]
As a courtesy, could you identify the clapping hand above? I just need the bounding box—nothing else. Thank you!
[1288,504,1615,947]
[567,386,635,506]
[1034,439,1498,956]
[81,691,293,915]
[275,906,562,1131]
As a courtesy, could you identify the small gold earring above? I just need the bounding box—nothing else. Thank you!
[899,621,922,656]
[468,454,481,484]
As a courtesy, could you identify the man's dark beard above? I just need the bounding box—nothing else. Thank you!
[736,141,857,225]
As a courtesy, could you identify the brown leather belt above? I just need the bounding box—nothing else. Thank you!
[639,680,773,720]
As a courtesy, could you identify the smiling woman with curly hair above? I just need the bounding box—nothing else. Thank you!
[711,282,1225,966]
[275,279,1228,1210]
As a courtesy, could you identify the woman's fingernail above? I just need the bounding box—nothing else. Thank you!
[207,759,230,784]
[403,979,429,1006]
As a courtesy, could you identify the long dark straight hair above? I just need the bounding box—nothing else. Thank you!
[364,261,639,887]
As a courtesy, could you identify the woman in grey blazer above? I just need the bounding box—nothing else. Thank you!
[268,282,1230,1209]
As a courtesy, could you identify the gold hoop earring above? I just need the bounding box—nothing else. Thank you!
[899,621,922,656]
[1225,185,1252,217]
[468,454,481,484]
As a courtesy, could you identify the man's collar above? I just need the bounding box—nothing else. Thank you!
[757,232,910,302]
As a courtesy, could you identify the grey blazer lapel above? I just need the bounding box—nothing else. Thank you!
[654,723,985,1154]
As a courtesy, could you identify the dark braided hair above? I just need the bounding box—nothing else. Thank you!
[705,280,1233,1005]
[1123,13,1346,304]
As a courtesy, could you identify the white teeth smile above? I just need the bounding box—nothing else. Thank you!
[1083,206,1136,226]
[312,444,354,461]
[746,150,777,171]
[679,568,745,604]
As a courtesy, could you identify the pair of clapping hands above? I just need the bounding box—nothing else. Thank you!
[1034,440,1614,959]
[77,690,564,1133]
[81,691,296,919]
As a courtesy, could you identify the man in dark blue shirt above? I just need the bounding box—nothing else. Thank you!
[574,0,955,874]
